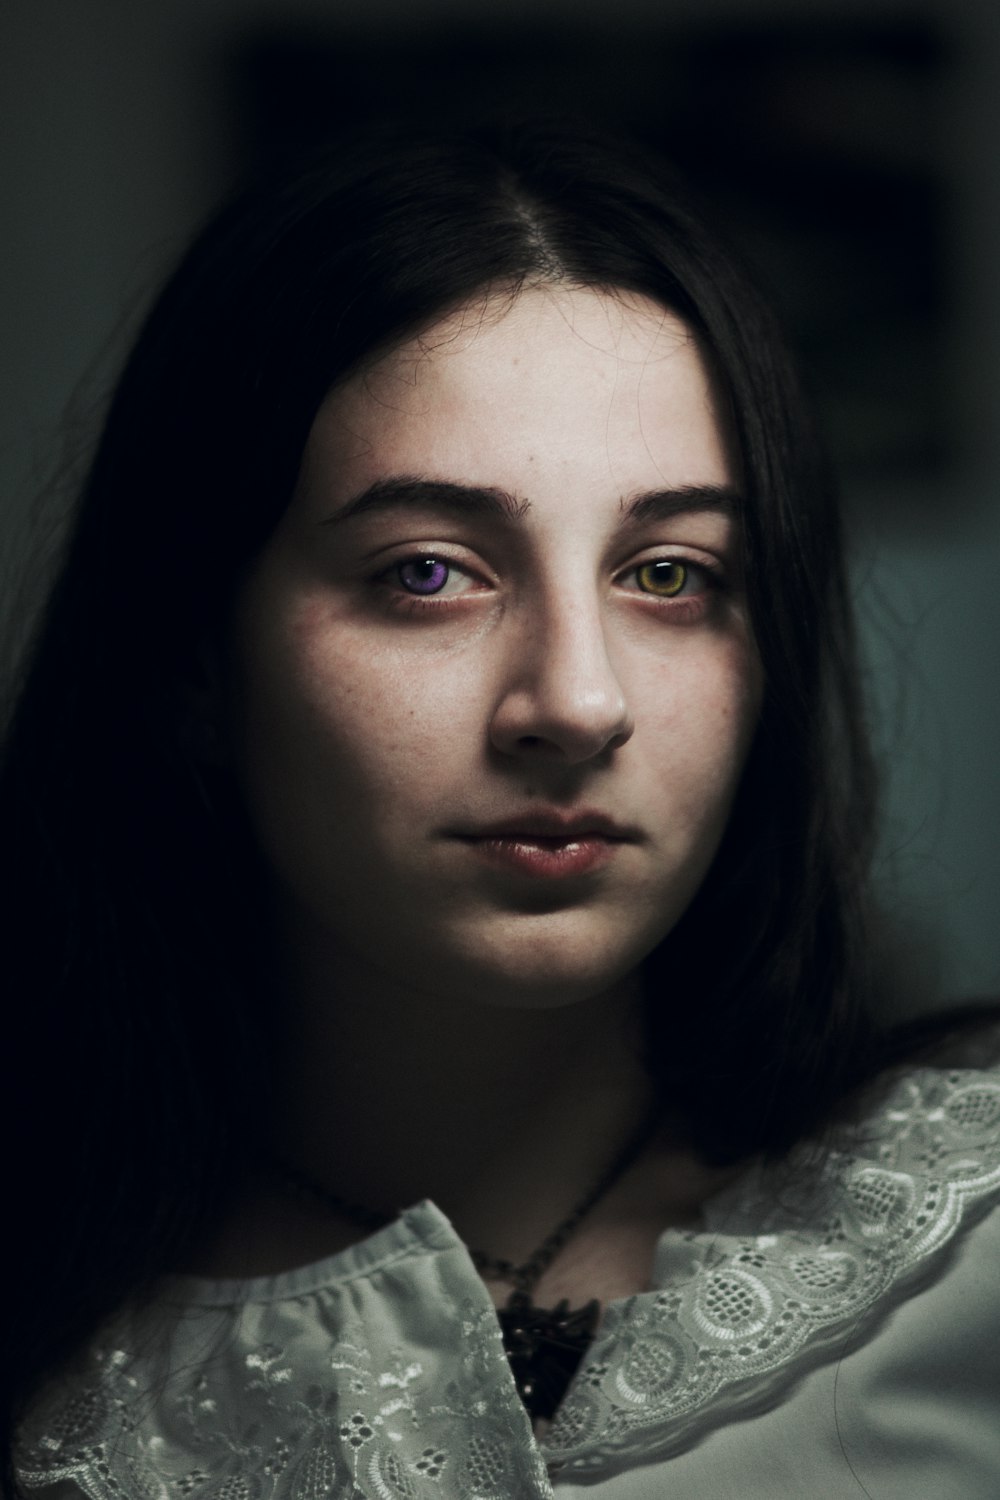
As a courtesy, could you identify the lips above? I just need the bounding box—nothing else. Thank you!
[448,810,640,880]
[455,810,640,842]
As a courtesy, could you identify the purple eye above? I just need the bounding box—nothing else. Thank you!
[397,557,450,595]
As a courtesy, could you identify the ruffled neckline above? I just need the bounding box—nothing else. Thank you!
[167,1050,1000,1477]
[541,1053,1000,1476]
[17,1049,1000,1495]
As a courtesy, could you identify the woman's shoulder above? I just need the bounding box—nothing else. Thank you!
[13,1201,559,1500]
[870,1000,1000,1072]
[541,1016,1000,1482]
[704,1007,1000,1285]
[821,1004,1000,1178]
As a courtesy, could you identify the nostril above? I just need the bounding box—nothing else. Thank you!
[488,657,634,763]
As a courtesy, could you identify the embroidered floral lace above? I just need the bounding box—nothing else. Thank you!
[16,1054,1000,1498]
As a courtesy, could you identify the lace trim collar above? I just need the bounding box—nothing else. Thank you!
[17,1056,1000,1492]
[541,1057,1000,1476]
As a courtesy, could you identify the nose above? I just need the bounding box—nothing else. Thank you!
[488,596,635,764]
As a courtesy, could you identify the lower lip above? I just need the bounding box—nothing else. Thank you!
[460,835,623,879]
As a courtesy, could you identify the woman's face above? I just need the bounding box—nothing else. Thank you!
[229,285,761,1009]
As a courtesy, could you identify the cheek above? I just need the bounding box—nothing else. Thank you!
[642,636,760,822]
[233,617,464,844]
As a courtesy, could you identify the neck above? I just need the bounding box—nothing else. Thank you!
[269,927,657,1266]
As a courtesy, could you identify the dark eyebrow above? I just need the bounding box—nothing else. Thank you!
[620,484,740,525]
[321,476,530,526]
[322,475,740,529]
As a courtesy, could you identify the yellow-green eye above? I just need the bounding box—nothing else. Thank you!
[636,560,688,597]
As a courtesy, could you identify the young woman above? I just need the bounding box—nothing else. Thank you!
[3,116,999,1499]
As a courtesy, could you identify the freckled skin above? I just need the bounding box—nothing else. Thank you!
[228,286,762,1011]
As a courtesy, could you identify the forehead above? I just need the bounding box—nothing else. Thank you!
[298,284,733,509]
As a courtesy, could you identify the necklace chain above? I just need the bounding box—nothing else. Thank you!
[274,1110,657,1302]
[273,1114,657,1423]
[466,1115,657,1298]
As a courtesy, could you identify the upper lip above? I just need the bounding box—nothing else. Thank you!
[452,810,641,841]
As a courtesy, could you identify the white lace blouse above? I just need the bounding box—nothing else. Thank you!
[17,1053,1000,1499]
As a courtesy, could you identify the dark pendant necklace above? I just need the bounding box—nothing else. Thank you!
[494,1291,599,1420]
[274,1115,655,1423]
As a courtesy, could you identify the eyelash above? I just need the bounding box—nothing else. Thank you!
[375,552,724,620]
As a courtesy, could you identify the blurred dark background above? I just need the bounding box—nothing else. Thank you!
[3,0,998,1014]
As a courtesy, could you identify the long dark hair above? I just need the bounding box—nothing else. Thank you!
[1,115,878,1475]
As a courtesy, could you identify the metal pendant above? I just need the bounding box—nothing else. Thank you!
[496,1293,600,1420]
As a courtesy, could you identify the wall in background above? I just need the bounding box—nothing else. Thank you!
[3,0,998,1012]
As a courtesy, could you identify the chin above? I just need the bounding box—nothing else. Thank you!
[414,918,662,1012]
[448,969,628,1012]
